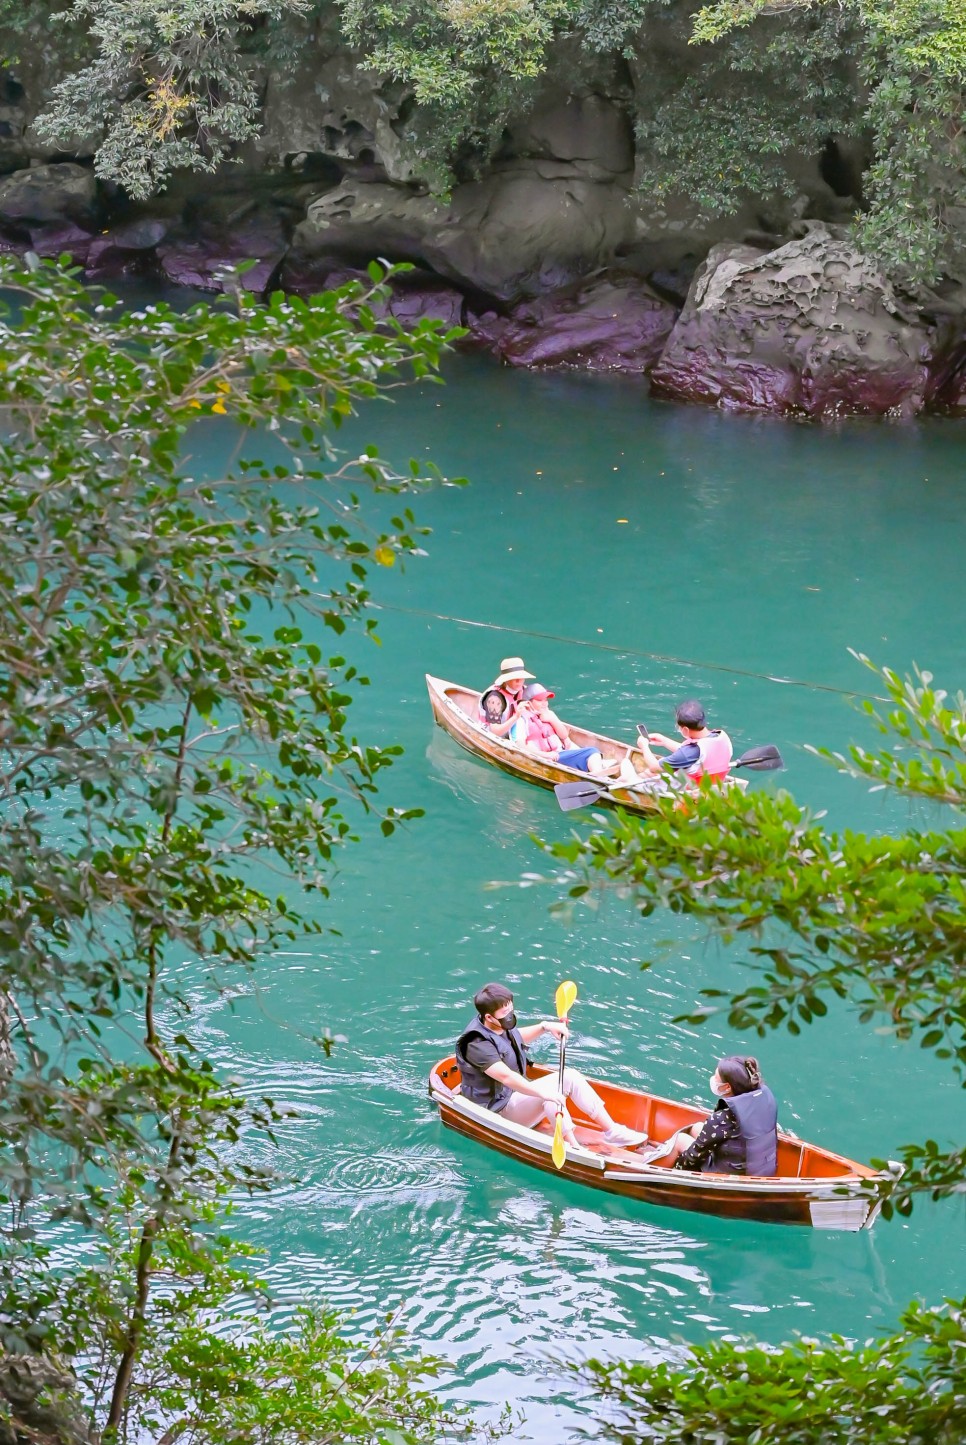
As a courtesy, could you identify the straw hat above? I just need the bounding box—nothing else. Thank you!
[494,656,535,686]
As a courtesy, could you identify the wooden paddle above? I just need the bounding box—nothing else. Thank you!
[551,979,577,1170]
[553,744,785,811]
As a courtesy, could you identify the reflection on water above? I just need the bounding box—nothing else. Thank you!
[425,730,551,845]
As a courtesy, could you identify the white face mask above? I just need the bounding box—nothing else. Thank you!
[709,1074,727,1097]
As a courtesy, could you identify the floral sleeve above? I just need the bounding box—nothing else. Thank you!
[674,1106,740,1172]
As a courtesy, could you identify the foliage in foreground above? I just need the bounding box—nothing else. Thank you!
[0,254,468,1442]
[547,657,966,1213]
[3,1232,478,1445]
[580,1295,966,1444]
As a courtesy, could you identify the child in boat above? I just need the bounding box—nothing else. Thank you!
[477,656,533,738]
[657,1056,778,1176]
[481,686,529,745]
[481,689,509,728]
[517,684,621,776]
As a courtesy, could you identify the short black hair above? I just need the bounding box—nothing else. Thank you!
[675,699,706,729]
[474,982,513,1019]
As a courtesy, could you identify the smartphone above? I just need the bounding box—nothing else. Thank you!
[637,723,649,741]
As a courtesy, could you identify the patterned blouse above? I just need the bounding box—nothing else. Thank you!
[674,1100,740,1171]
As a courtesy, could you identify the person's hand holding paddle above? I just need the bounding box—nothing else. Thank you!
[551,980,577,1171]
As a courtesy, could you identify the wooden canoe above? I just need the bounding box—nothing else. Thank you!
[429,1056,900,1230]
[426,672,661,816]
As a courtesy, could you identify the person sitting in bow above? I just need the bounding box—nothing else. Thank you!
[477,656,533,738]
[660,1055,778,1176]
[455,982,647,1150]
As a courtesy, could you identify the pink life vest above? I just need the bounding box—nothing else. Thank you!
[686,729,733,784]
[525,711,559,753]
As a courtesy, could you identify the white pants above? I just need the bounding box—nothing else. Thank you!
[499,1067,609,1135]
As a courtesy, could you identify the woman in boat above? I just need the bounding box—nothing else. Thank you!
[663,1056,778,1176]
[477,656,533,738]
[517,684,620,776]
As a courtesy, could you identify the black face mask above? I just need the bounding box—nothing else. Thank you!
[493,1010,516,1032]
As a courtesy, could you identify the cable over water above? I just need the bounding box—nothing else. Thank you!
[373,603,889,702]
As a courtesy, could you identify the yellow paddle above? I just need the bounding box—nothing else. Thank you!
[551,979,578,1170]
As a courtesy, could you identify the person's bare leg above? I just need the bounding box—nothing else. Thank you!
[501,1072,646,1148]
[659,1124,702,1164]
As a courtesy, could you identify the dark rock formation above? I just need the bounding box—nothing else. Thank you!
[486,273,676,371]
[0,164,99,229]
[292,89,636,301]
[27,223,96,264]
[256,39,421,186]
[294,164,634,301]
[0,75,30,177]
[0,1354,90,1445]
[380,273,466,329]
[157,213,288,293]
[280,254,466,326]
[0,29,961,420]
[651,227,938,417]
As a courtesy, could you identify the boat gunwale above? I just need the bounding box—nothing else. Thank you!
[429,1057,881,1191]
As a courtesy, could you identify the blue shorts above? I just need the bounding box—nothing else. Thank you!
[557,747,598,772]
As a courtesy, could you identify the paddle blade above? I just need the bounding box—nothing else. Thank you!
[553,780,606,811]
[551,1114,567,1170]
[733,744,784,772]
[555,979,577,1018]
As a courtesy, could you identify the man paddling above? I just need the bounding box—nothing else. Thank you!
[635,699,733,787]
[455,983,647,1149]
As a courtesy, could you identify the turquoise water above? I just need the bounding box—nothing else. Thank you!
[191,358,964,1440]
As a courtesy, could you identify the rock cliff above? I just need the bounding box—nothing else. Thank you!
[0,32,963,420]
[651,229,942,417]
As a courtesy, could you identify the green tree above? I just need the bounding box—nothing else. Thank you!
[579,1295,966,1444]
[691,0,966,284]
[0,253,472,1442]
[7,0,965,284]
[36,0,311,196]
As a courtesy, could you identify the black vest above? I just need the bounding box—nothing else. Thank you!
[709,1084,778,1176]
[455,1017,529,1113]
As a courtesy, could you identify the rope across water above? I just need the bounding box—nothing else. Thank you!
[373,603,888,702]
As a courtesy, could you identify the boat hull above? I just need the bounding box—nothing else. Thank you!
[430,1057,894,1231]
[426,673,659,815]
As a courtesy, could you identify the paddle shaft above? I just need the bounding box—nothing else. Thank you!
[556,1014,568,1097]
